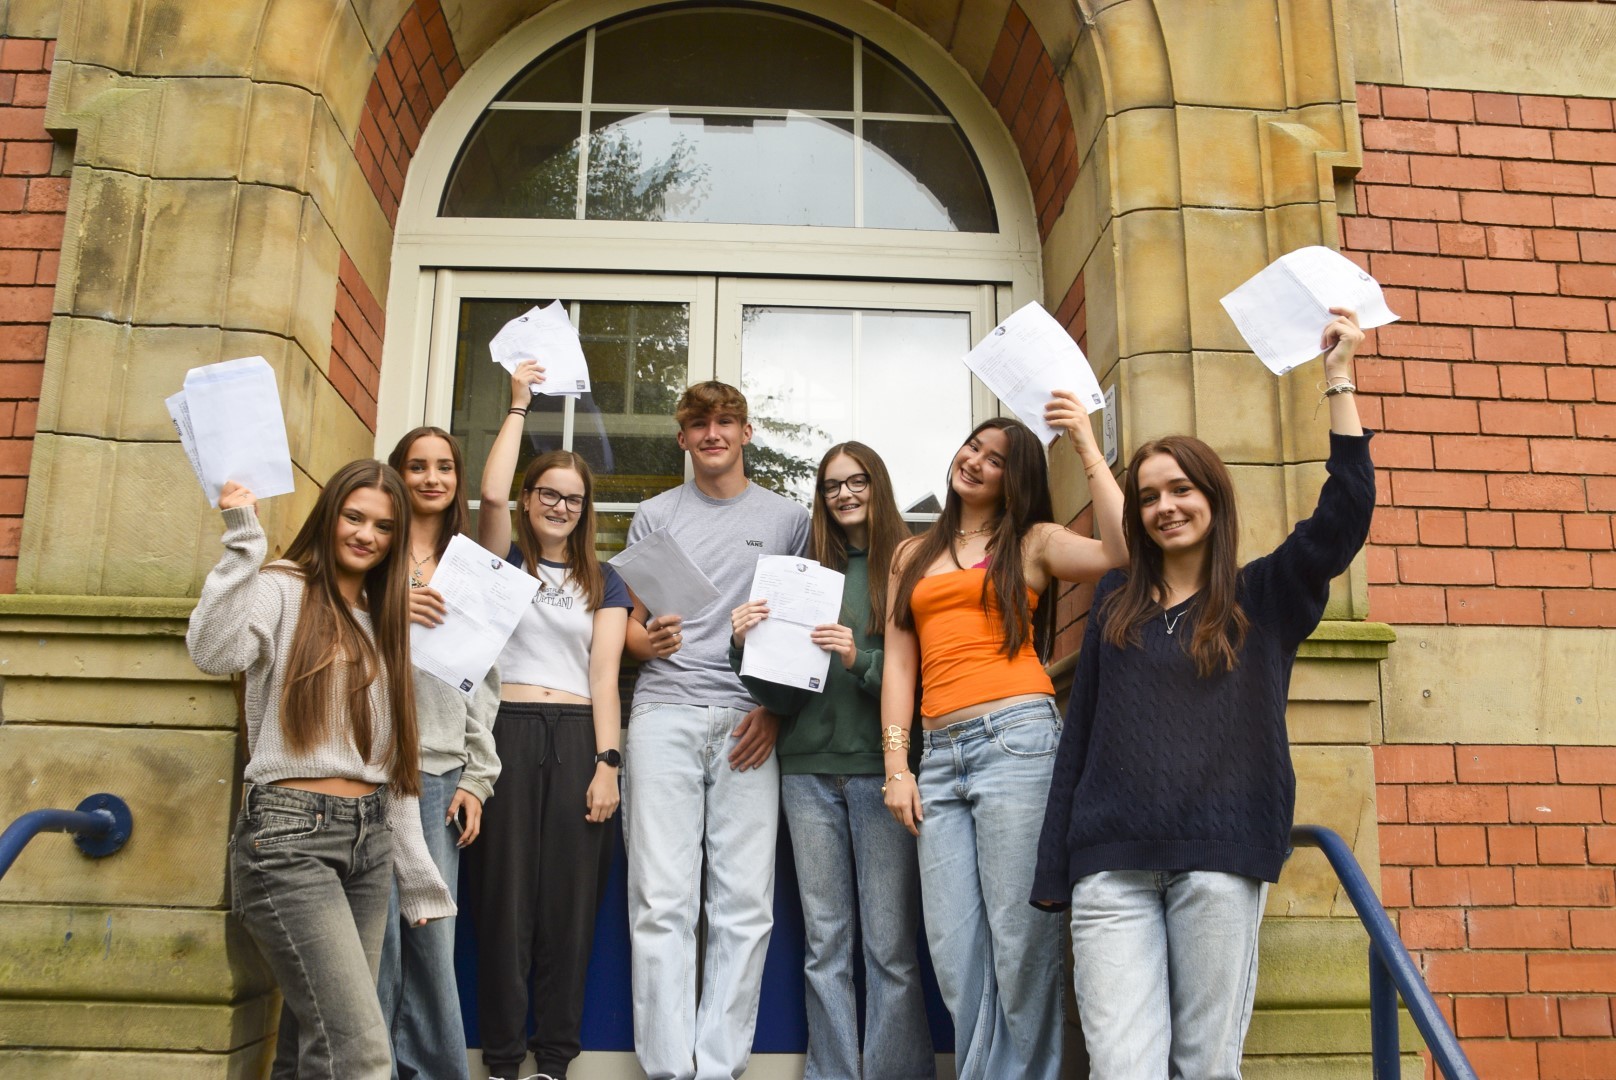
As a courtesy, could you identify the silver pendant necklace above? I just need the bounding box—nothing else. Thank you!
[1163,608,1185,636]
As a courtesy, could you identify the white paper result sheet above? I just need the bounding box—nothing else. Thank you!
[178,355,296,507]
[1219,246,1400,375]
[488,300,592,397]
[963,302,1105,445]
[739,556,846,693]
[410,534,541,697]
[607,527,721,620]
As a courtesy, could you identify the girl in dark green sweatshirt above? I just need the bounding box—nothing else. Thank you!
[729,442,935,1079]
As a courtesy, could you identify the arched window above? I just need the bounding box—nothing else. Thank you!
[380,0,1039,526]
[440,7,996,232]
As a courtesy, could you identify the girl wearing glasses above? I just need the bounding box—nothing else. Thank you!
[882,393,1126,1080]
[728,443,935,1079]
[468,358,631,1080]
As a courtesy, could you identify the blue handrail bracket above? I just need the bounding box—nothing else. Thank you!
[1290,824,1478,1080]
[0,792,133,882]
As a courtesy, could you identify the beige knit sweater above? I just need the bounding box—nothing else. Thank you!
[187,506,456,923]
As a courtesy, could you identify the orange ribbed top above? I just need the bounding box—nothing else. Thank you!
[911,568,1053,718]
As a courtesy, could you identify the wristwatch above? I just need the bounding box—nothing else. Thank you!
[594,749,622,768]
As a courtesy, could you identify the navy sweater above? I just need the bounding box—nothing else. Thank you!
[1031,432,1375,907]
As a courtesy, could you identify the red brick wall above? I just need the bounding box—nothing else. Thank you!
[1377,745,1616,1077]
[981,2,1079,240]
[1343,86,1616,629]
[357,0,462,227]
[329,0,465,434]
[0,37,62,593]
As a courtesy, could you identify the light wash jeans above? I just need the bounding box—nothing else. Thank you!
[1068,870,1269,1080]
[782,773,935,1080]
[231,783,395,1080]
[916,699,1064,1080]
[377,768,468,1080]
[622,702,780,1080]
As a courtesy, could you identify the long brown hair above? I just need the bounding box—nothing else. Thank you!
[810,442,907,635]
[1101,435,1249,677]
[387,425,469,560]
[272,459,420,795]
[891,417,1055,659]
[515,450,605,610]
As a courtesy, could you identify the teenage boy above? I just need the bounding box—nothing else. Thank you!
[623,381,810,1080]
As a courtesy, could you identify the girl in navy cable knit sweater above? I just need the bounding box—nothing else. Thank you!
[1032,308,1375,1080]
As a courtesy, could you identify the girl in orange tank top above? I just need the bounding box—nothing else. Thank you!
[879,391,1125,1080]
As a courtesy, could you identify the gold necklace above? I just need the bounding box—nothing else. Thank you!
[954,520,997,539]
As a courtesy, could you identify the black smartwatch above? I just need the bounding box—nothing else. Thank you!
[594,749,622,768]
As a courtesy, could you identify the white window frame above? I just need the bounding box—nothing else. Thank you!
[377,0,1043,457]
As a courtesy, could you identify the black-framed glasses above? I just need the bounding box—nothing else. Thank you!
[820,473,870,498]
[527,486,585,513]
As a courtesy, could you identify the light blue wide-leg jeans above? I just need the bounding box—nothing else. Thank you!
[782,772,935,1080]
[376,767,468,1080]
[1069,869,1269,1080]
[623,702,779,1080]
[915,699,1064,1080]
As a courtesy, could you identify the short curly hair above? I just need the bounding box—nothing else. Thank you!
[675,380,749,429]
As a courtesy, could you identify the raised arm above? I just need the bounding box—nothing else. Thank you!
[185,486,284,676]
[1322,307,1365,437]
[477,359,545,555]
[1037,391,1128,584]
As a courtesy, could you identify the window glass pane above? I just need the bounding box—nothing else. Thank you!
[499,35,586,102]
[441,110,582,218]
[450,298,689,521]
[863,120,996,232]
[593,10,851,110]
[739,306,973,511]
[862,48,943,115]
[585,112,854,226]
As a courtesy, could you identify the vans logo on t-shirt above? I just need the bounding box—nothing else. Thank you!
[745,539,764,547]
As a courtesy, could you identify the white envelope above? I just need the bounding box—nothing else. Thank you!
[176,356,296,507]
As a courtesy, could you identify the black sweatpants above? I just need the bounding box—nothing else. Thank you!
[466,701,614,1079]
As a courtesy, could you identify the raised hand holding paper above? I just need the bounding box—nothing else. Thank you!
[963,302,1105,445]
[1220,246,1399,375]
[488,299,592,396]
[169,356,295,507]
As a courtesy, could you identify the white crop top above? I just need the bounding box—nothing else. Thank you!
[495,550,632,697]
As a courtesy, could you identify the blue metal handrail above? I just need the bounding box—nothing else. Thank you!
[1290,824,1477,1080]
[0,793,132,883]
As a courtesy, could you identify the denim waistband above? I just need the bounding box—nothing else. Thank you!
[243,782,389,823]
[919,697,1058,750]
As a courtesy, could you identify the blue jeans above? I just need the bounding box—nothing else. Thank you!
[1069,870,1269,1080]
[231,783,395,1080]
[377,768,468,1080]
[782,773,935,1080]
[622,702,779,1080]
[915,699,1064,1080]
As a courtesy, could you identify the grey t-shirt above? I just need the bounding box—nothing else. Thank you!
[628,480,810,712]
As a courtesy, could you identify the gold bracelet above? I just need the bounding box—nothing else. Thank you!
[882,724,911,752]
[881,770,912,795]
